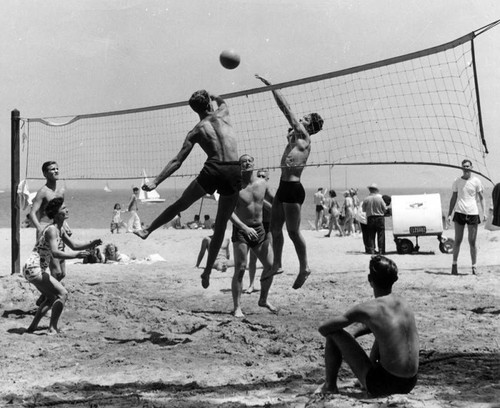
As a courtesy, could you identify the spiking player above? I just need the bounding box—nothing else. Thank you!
[134,90,241,289]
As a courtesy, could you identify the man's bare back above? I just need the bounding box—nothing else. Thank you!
[190,103,238,163]
[317,256,419,397]
[348,294,419,377]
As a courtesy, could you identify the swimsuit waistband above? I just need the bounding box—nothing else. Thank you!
[205,158,240,165]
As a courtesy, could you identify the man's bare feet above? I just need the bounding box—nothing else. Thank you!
[201,271,210,289]
[258,299,278,314]
[133,229,150,240]
[245,286,255,294]
[48,327,63,335]
[313,382,339,395]
[232,308,245,318]
[292,269,311,290]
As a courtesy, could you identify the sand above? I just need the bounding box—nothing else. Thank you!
[0,226,499,407]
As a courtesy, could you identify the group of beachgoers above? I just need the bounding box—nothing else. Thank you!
[19,73,499,398]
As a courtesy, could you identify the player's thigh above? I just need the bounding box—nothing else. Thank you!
[467,223,478,243]
[34,272,67,299]
[253,241,273,269]
[328,331,372,387]
[214,193,239,223]
[453,221,466,241]
[283,202,302,231]
[270,197,285,229]
[233,242,249,270]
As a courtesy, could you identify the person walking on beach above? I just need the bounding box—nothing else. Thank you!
[316,255,419,397]
[127,187,141,232]
[110,203,126,233]
[230,154,276,317]
[23,197,102,334]
[362,183,387,255]
[447,159,486,275]
[324,189,343,238]
[341,191,355,236]
[133,90,241,290]
[255,74,324,290]
[314,188,325,231]
[247,168,274,294]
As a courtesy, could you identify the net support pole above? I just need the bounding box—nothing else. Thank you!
[11,109,20,276]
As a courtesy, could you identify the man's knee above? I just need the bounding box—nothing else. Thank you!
[233,266,246,280]
[287,229,302,241]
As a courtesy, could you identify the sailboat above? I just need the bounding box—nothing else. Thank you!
[104,182,112,193]
[139,170,165,203]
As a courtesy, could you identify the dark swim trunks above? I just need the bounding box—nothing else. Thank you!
[365,363,417,397]
[196,159,242,196]
[276,180,306,204]
[453,212,480,225]
[231,224,266,248]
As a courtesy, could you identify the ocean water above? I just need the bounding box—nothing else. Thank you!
[2,185,492,230]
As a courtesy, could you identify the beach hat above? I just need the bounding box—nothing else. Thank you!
[367,183,379,191]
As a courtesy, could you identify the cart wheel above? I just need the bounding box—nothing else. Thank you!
[439,238,454,254]
[397,238,414,255]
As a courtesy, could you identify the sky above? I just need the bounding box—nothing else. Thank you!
[1,0,499,192]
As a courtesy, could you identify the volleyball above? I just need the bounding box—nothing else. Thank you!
[219,49,240,69]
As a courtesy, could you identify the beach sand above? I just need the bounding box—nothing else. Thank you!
[0,227,499,407]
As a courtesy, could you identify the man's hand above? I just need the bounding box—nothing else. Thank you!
[255,74,271,86]
[142,182,157,192]
[76,251,90,259]
[91,239,103,248]
[447,215,452,227]
[244,227,258,241]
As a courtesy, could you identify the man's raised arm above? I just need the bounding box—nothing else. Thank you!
[255,74,302,133]
[143,135,196,192]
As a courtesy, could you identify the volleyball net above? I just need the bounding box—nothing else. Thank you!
[18,26,495,183]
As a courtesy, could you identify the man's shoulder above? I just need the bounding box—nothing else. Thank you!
[469,175,483,186]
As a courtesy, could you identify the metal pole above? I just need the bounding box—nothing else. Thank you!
[11,110,20,275]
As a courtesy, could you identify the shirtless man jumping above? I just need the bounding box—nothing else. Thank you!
[134,90,241,289]
[316,255,419,397]
[230,154,276,317]
[255,74,324,289]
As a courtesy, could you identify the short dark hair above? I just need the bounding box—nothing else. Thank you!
[309,113,324,134]
[368,255,398,290]
[42,161,57,174]
[462,159,472,167]
[45,197,64,220]
[133,187,140,192]
[239,154,254,163]
[204,214,210,220]
[329,189,337,198]
[189,90,211,113]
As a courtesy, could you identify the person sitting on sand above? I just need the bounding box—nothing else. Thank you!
[22,197,102,334]
[195,228,233,272]
[316,255,419,397]
[103,243,131,264]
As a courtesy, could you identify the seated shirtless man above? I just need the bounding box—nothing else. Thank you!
[134,90,241,289]
[316,255,419,397]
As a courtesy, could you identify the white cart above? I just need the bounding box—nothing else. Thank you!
[391,193,454,254]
